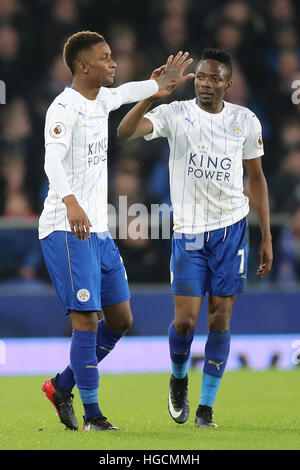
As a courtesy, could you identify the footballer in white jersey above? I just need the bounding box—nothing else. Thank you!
[39,31,194,432]
[40,85,134,238]
[144,98,264,234]
[118,48,273,428]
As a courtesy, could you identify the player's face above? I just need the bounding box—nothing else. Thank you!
[80,42,117,87]
[194,59,232,109]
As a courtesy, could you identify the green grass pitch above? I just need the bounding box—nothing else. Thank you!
[0,370,299,450]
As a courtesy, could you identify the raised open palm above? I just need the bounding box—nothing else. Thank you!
[151,51,195,100]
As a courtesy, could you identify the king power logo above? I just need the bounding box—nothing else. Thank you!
[0,80,6,104]
[187,152,232,182]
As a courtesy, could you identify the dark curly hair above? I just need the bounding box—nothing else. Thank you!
[63,31,105,75]
[198,48,233,78]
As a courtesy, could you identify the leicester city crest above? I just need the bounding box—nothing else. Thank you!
[229,120,243,137]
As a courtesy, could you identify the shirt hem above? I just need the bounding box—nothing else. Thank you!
[38,227,109,240]
[173,207,249,234]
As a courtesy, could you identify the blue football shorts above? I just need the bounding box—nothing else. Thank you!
[40,231,130,315]
[170,217,249,297]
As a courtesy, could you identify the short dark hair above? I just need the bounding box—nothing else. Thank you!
[63,31,105,75]
[198,48,233,78]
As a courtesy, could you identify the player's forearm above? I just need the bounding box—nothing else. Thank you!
[116,80,159,106]
[248,174,272,239]
[117,98,153,139]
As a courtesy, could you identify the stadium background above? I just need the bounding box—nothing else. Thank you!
[0,0,300,375]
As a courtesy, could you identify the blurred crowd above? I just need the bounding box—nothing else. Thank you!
[0,0,300,286]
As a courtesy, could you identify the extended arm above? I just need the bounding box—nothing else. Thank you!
[243,157,273,277]
[115,80,159,107]
[117,97,154,140]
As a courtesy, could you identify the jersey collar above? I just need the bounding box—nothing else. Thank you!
[193,98,227,117]
[65,85,98,103]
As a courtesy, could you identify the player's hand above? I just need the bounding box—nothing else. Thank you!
[153,51,195,99]
[150,65,176,99]
[63,195,92,241]
[256,237,273,277]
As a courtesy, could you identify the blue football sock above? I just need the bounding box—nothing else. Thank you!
[78,388,102,420]
[56,365,75,392]
[57,319,123,392]
[70,329,100,416]
[96,318,123,362]
[168,321,194,379]
[171,361,189,379]
[200,329,231,408]
[70,329,99,389]
[200,373,221,408]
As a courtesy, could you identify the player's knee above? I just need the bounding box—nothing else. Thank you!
[70,310,99,332]
[121,311,133,333]
[115,310,133,334]
[175,315,196,337]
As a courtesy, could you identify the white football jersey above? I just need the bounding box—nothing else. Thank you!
[39,81,158,239]
[144,99,264,233]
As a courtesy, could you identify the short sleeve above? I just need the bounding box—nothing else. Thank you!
[44,101,77,150]
[143,104,171,140]
[243,112,264,160]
